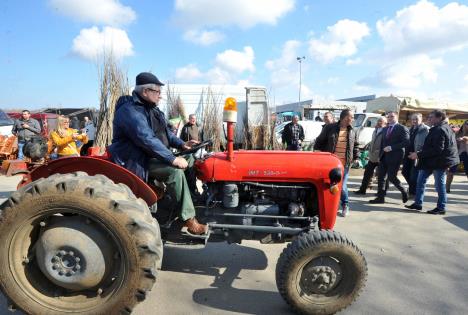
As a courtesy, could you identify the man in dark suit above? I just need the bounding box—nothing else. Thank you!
[370,111,410,204]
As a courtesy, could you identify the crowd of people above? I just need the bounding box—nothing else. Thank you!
[11,110,96,160]
[281,108,467,217]
[314,109,465,217]
[11,73,467,230]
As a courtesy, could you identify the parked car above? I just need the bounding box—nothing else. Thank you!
[353,113,384,149]
[0,109,14,136]
[275,120,324,149]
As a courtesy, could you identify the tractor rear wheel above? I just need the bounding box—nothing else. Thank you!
[0,172,163,315]
[276,230,367,315]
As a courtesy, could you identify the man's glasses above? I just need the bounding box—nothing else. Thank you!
[147,88,161,95]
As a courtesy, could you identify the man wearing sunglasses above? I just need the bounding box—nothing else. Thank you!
[110,72,206,234]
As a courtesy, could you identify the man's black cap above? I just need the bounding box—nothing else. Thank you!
[136,72,164,86]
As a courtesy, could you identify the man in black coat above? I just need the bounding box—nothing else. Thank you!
[282,115,305,150]
[405,110,460,214]
[370,111,409,204]
[110,72,206,234]
[314,109,359,217]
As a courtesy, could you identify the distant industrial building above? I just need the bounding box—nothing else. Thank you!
[337,95,376,102]
[273,95,372,122]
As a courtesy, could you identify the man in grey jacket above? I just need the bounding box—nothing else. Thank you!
[402,113,429,195]
[11,110,41,159]
[354,116,387,194]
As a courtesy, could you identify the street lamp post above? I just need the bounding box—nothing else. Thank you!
[297,56,305,106]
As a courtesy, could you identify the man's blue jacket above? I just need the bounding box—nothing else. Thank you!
[109,92,185,181]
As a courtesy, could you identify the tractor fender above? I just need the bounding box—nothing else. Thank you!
[23,156,159,206]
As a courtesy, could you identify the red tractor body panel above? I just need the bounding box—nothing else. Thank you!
[196,150,343,230]
[23,156,159,206]
[21,148,342,230]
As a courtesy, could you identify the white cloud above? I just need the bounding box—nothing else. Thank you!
[215,46,255,73]
[464,74,468,81]
[236,79,251,86]
[359,54,443,89]
[352,84,371,92]
[174,0,294,29]
[265,40,320,105]
[300,84,313,99]
[205,67,232,84]
[174,46,255,84]
[346,58,362,65]
[327,77,339,84]
[49,0,136,26]
[183,29,224,46]
[175,64,203,81]
[376,0,468,56]
[265,40,302,87]
[71,26,134,61]
[309,19,370,63]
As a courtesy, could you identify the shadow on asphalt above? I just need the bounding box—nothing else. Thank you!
[444,215,468,231]
[161,243,293,315]
[349,190,427,213]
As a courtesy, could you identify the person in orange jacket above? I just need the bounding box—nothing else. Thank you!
[50,115,88,158]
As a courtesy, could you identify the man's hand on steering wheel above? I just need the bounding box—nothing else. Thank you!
[174,140,213,157]
[182,140,200,150]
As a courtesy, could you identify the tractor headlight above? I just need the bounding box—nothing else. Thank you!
[329,167,342,195]
[329,167,342,184]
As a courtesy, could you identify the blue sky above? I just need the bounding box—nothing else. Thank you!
[1,0,468,109]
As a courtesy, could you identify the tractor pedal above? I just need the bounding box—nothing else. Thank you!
[181,227,211,240]
[164,230,210,247]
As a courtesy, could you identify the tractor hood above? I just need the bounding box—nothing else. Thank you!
[196,150,342,184]
[195,150,344,230]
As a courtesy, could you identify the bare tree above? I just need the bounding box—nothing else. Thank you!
[166,84,187,122]
[200,87,224,152]
[94,55,129,152]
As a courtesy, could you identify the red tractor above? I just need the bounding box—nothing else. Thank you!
[0,98,367,315]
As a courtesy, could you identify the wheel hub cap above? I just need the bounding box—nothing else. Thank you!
[51,250,81,277]
[307,266,337,292]
[35,216,114,291]
[299,257,342,294]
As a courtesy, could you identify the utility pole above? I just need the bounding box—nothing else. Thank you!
[297,56,305,106]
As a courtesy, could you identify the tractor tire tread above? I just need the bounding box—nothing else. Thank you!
[0,172,162,315]
[276,230,367,315]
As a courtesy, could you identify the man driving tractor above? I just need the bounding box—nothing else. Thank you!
[109,72,207,235]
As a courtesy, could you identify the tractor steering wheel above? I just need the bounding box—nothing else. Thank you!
[174,140,213,157]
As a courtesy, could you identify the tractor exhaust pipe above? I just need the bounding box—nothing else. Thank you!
[223,97,237,161]
[227,122,234,161]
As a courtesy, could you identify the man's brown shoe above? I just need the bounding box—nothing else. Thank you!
[184,217,207,235]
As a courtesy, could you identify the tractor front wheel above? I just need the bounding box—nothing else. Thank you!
[276,230,367,315]
[0,172,163,315]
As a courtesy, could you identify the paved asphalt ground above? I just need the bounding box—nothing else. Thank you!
[0,171,467,315]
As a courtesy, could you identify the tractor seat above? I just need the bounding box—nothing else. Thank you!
[87,146,110,159]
